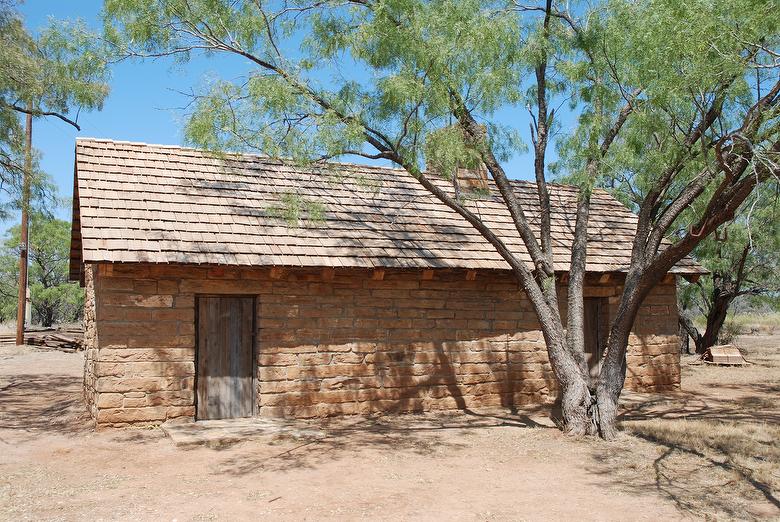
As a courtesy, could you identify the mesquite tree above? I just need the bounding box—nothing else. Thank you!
[104,0,780,439]
[679,184,780,352]
[0,1,109,206]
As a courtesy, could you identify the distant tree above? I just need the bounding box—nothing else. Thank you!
[679,184,780,352]
[104,0,779,439]
[0,216,83,326]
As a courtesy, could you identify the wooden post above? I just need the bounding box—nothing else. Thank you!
[15,109,32,346]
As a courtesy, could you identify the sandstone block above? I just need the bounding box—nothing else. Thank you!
[256,353,296,366]
[103,294,174,308]
[258,367,289,381]
[99,348,194,362]
[122,397,148,408]
[101,278,135,291]
[296,353,333,366]
[157,280,179,293]
[147,391,194,407]
[165,406,195,419]
[133,280,158,293]
[97,406,168,424]
[96,393,124,408]
[97,361,194,379]
[127,334,194,349]
[331,352,365,364]
[96,377,182,393]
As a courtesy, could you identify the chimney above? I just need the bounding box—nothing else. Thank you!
[455,162,489,191]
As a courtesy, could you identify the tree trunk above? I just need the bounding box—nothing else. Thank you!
[535,324,594,436]
[678,321,690,354]
[594,331,629,440]
[680,332,689,354]
[700,290,733,351]
[678,313,703,353]
[591,271,647,439]
[42,309,54,328]
[560,377,595,436]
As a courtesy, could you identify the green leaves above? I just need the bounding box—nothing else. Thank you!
[424,124,481,179]
[549,0,779,229]
[679,182,780,321]
[106,0,528,173]
[266,192,326,226]
[0,3,110,211]
[2,7,110,116]
[36,19,110,112]
[105,0,777,272]
[0,216,84,325]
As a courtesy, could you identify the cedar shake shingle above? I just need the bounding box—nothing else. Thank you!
[69,138,704,281]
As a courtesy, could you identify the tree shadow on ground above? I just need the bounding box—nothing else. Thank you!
[584,384,780,521]
[587,424,779,520]
[209,408,555,476]
[0,373,92,441]
[636,429,779,511]
[0,371,165,445]
[618,385,780,425]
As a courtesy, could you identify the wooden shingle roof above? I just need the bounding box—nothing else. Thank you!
[69,138,704,281]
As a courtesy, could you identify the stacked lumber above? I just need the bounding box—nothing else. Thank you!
[0,326,84,352]
[701,344,749,366]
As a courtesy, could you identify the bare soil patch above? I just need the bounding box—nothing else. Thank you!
[1,335,778,521]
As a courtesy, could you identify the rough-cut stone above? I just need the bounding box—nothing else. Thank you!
[82,264,99,420]
[82,263,681,428]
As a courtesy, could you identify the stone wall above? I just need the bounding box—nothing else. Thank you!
[84,263,680,427]
[82,264,99,419]
[624,283,682,391]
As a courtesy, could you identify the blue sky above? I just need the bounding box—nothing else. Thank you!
[14,1,557,226]
[18,0,244,222]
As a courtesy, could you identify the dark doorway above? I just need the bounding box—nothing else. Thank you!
[196,296,255,420]
[584,297,608,379]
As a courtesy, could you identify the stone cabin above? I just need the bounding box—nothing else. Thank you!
[69,138,703,428]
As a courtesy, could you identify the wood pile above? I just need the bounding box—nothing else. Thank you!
[0,326,84,352]
[701,344,749,366]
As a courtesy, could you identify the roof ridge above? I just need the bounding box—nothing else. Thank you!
[76,137,411,175]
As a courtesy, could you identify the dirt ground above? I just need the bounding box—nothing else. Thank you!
[1,335,778,521]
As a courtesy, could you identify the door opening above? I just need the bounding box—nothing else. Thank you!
[196,296,255,420]
[584,297,608,379]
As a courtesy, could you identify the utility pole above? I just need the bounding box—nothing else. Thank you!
[15,108,32,346]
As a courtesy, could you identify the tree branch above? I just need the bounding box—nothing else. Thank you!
[4,102,81,131]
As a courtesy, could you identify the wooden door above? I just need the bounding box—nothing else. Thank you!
[196,296,255,420]
[583,297,605,379]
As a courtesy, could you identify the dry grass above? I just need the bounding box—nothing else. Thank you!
[695,312,780,337]
[624,419,779,516]
[604,333,780,520]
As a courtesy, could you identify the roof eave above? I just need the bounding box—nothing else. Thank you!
[68,149,84,285]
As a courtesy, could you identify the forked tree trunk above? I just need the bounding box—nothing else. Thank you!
[699,290,734,351]
[560,375,596,436]
[679,269,746,355]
